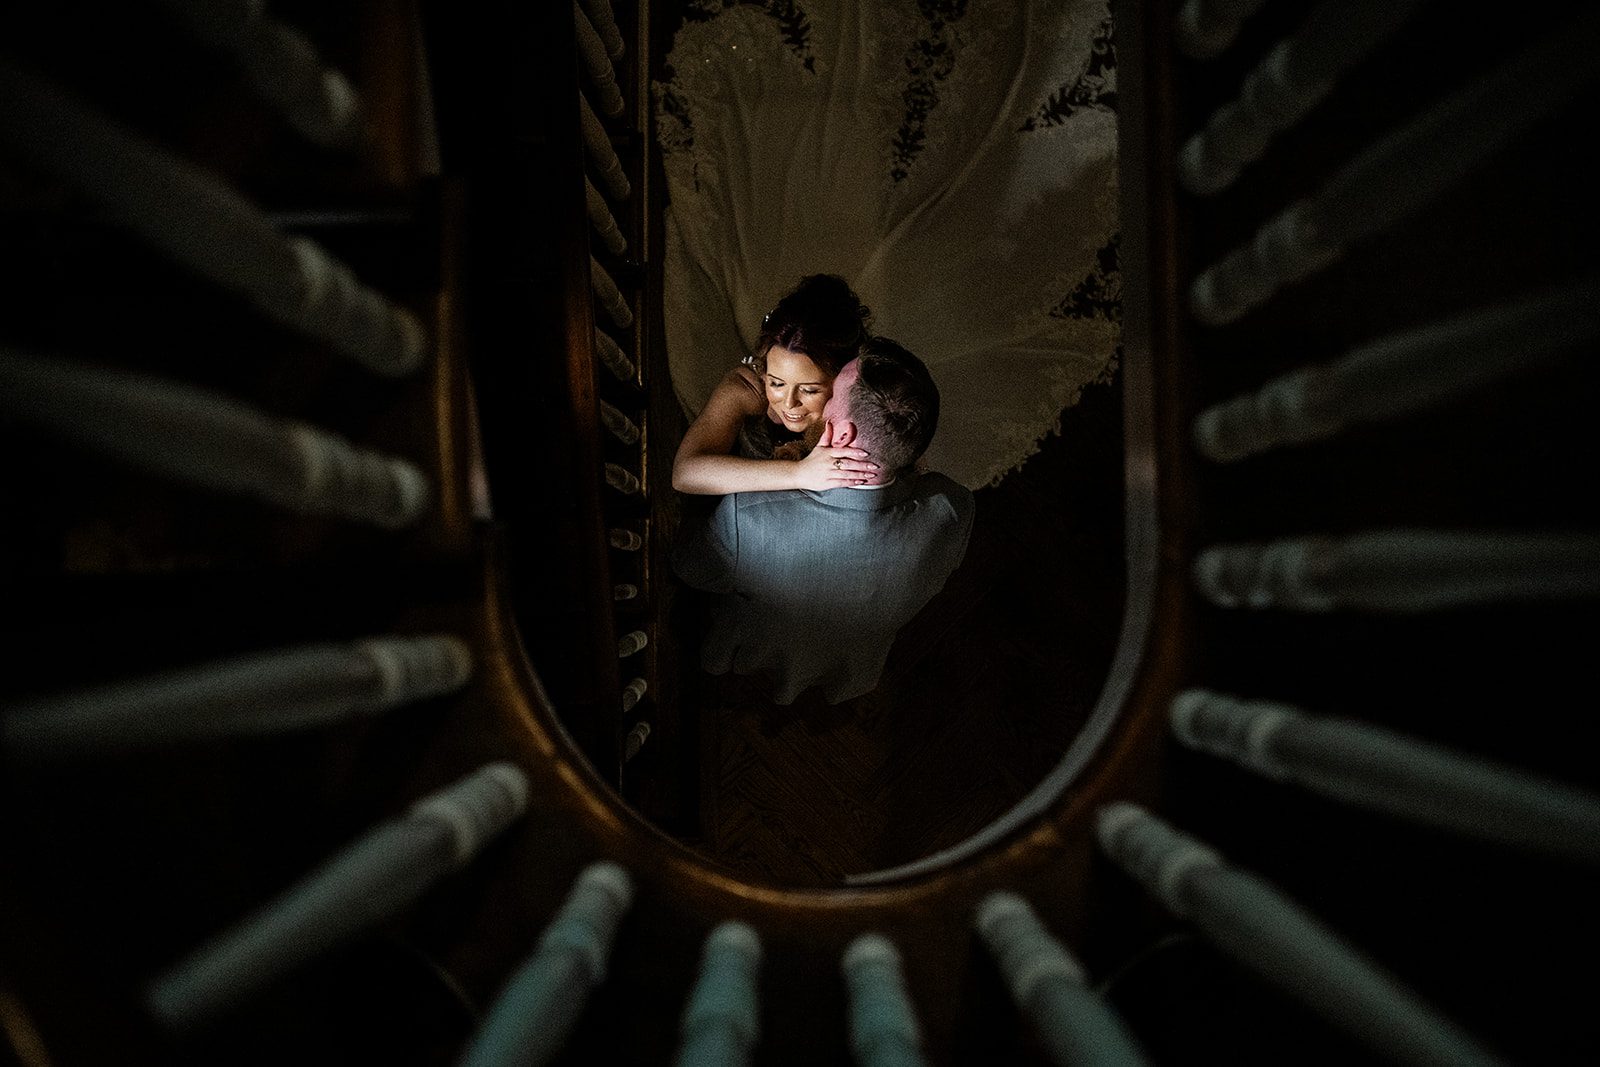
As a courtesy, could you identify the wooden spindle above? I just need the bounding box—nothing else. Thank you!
[0,64,425,376]
[288,236,427,374]
[458,862,634,1067]
[1096,804,1498,1065]
[580,93,632,201]
[975,894,1147,1066]
[1179,1,1427,194]
[609,528,643,551]
[154,0,363,148]
[1172,689,1600,865]
[676,922,761,1067]
[605,463,642,495]
[622,721,651,765]
[147,763,529,1030]
[580,0,626,61]
[1188,200,1338,327]
[1193,277,1600,461]
[621,677,648,713]
[591,255,634,329]
[1193,530,1600,612]
[0,352,430,528]
[600,400,642,444]
[2,635,470,759]
[595,328,638,384]
[585,175,629,255]
[841,934,926,1067]
[574,2,624,117]
[1190,7,1600,324]
[1174,0,1270,59]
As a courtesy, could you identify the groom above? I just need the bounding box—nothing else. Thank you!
[674,337,975,704]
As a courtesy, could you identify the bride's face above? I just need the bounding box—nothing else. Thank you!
[764,345,832,432]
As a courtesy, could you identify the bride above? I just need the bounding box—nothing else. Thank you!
[671,274,882,494]
[657,0,1120,490]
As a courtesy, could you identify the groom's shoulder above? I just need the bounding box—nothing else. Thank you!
[724,488,811,516]
[908,470,974,520]
[914,469,968,494]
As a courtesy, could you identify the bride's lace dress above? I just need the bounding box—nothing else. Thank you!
[656,0,1120,489]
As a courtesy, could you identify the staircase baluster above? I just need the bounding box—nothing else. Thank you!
[622,721,651,765]
[600,400,642,445]
[458,862,634,1067]
[2,635,470,759]
[574,2,624,117]
[1172,689,1600,864]
[605,462,643,495]
[1193,530,1600,612]
[1174,0,1270,60]
[591,255,635,329]
[579,0,626,61]
[580,93,632,201]
[842,934,926,1067]
[586,176,629,255]
[975,893,1146,1066]
[0,64,425,376]
[676,922,761,1067]
[0,351,430,528]
[1179,0,1426,195]
[595,328,639,384]
[1096,804,1499,1065]
[153,0,363,147]
[1194,277,1600,461]
[1189,8,1600,325]
[147,763,529,1030]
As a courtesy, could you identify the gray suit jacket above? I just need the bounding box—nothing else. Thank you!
[673,472,975,704]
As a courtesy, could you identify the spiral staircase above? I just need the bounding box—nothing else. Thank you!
[3,1,1599,1063]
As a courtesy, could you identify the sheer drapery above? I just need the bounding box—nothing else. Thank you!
[657,0,1120,488]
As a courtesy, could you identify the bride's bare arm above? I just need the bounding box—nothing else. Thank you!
[671,369,876,494]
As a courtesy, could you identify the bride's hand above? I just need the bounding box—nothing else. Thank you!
[791,422,878,490]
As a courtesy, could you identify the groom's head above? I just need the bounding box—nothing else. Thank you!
[823,337,940,475]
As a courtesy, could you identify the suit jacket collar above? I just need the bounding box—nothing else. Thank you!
[803,476,916,511]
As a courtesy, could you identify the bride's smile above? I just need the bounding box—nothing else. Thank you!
[764,345,832,432]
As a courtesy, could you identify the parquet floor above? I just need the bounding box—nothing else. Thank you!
[678,372,1126,886]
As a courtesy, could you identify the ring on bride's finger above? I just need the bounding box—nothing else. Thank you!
[833,458,842,469]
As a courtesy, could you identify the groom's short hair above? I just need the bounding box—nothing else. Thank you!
[848,337,940,474]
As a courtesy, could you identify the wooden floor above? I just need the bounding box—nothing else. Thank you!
[676,373,1126,886]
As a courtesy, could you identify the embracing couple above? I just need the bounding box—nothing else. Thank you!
[671,275,975,705]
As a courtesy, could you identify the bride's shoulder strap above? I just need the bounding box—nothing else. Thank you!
[731,364,764,401]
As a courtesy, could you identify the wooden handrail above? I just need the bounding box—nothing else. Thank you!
[426,0,626,769]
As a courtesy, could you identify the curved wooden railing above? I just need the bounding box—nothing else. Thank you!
[421,0,674,801]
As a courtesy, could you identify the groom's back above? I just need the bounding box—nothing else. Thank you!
[692,472,974,704]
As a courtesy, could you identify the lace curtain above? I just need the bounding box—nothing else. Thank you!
[657,0,1120,489]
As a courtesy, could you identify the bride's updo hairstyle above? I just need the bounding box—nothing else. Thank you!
[750,274,871,378]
